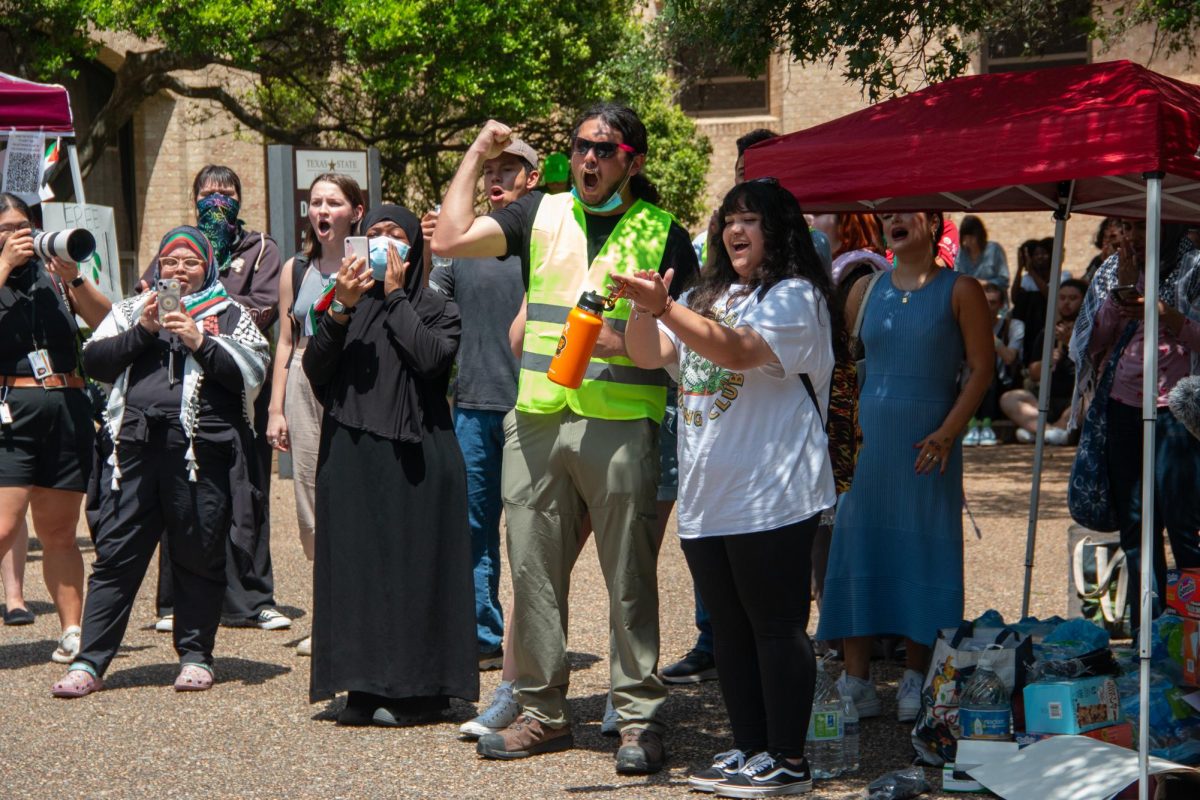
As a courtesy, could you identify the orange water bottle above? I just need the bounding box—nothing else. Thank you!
[548,291,607,388]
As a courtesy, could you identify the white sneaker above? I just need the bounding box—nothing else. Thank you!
[601,692,620,736]
[836,671,882,718]
[254,608,292,630]
[1015,428,1035,444]
[963,426,981,446]
[459,681,518,739]
[897,668,924,722]
[978,425,999,446]
[51,625,82,664]
[155,615,174,632]
[297,636,312,657]
[1044,427,1070,446]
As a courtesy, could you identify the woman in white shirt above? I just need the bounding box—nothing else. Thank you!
[616,178,835,798]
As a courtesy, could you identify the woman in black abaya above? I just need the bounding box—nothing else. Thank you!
[303,205,477,724]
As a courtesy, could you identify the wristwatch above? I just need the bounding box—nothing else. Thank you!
[329,298,353,315]
[69,275,86,288]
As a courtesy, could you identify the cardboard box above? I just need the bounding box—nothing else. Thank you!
[1015,720,1134,749]
[943,740,1020,793]
[1183,616,1200,688]
[1166,569,1200,619]
[1023,676,1122,735]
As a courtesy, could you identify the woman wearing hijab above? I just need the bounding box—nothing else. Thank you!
[50,226,269,697]
[303,205,477,725]
[140,165,289,635]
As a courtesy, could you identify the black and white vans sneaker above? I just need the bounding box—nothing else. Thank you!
[714,752,812,798]
[688,749,751,793]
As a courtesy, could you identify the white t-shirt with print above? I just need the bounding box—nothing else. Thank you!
[662,279,836,538]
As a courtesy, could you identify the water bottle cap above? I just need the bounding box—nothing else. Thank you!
[578,291,606,314]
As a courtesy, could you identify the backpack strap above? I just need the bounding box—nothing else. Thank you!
[852,270,886,344]
[800,373,825,427]
[288,254,311,348]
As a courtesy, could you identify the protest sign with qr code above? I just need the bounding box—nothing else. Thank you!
[1,131,46,204]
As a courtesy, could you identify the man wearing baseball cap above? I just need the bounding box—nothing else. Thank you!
[428,139,540,737]
[433,104,699,774]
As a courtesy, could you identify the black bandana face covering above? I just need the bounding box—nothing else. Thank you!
[196,193,243,272]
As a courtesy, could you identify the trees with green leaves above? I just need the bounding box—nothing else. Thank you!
[0,1,710,225]
[658,0,1200,101]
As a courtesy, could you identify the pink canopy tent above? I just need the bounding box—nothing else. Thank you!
[746,59,1200,220]
[745,60,1200,798]
[0,71,86,204]
[0,72,74,133]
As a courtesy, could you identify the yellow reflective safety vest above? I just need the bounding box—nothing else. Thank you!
[517,192,673,422]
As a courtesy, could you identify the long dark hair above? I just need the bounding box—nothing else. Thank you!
[689,180,838,337]
[572,102,660,204]
[302,172,365,259]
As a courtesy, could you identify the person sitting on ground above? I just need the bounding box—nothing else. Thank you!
[965,282,1024,446]
[618,176,836,797]
[51,226,269,697]
[955,215,1009,291]
[999,279,1086,445]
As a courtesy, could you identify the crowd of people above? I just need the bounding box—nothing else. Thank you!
[2,99,1199,798]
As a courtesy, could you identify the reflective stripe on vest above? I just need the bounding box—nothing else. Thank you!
[517,193,673,422]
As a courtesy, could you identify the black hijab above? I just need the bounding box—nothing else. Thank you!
[322,204,459,442]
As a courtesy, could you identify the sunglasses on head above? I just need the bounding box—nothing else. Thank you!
[572,137,636,160]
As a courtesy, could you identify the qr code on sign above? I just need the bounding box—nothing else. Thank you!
[2,147,43,198]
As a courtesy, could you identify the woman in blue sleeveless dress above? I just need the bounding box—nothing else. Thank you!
[817,211,994,724]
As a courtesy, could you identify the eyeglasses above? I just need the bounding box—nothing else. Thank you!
[572,137,636,160]
[159,257,206,271]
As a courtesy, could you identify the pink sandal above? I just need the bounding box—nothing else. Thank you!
[51,668,103,698]
[174,664,214,692]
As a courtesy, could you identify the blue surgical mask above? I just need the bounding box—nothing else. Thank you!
[570,160,636,214]
[368,237,409,279]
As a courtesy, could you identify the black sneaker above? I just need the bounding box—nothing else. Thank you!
[661,648,717,684]
[689,749,751,793]
[714,752,812,797]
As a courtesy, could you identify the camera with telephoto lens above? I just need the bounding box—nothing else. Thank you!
[32,228,97,264]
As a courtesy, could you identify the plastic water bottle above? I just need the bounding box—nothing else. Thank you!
[431,204,452,269]
[806,659,844,778]
[958,653,1012,741]
[841,690,860,773]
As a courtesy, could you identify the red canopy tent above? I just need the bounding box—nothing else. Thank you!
[745,60,1200,798]
[0,72,74,133]
[746,59,1200,221]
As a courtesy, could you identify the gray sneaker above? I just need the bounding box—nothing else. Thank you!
[460,681,519,739]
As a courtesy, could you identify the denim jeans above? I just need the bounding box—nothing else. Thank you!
[455,407,507,653]
[1107,401,1200,629]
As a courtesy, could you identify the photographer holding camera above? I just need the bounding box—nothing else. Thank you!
[0,192,110,664]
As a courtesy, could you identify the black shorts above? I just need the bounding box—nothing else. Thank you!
[0,387,94,491]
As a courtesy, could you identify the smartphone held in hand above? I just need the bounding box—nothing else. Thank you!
[1111,284,1142,306]
[157,278,182,321]
[344,236,369,263]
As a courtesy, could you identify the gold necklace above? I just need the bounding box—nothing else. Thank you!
[893,268,935,304]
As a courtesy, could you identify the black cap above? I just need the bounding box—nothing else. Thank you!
[578,291,606,314]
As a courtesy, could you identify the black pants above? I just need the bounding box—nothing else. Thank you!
[681,515,820,758]
[156,382,275,620]
[77,424,232,675]
[1107,401,1200,629]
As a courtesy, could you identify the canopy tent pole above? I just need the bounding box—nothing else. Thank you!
[66,141,86,206]
[1138,173,1163,800]
[1021,181,1075,619]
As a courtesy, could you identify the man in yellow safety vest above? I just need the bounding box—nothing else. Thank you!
[433,103,698,774]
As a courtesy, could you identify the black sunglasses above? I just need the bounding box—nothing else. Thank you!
[572,137,636,160]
